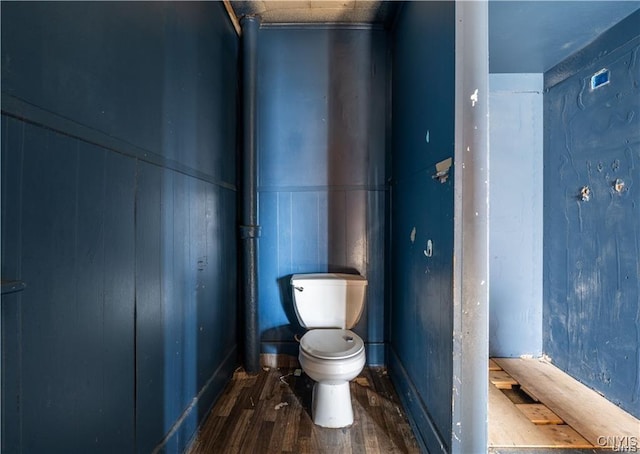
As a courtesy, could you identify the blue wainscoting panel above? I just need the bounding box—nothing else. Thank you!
[389,2,456,452]
[134,161,166,453]
[1,2,239,453]
[1,119,136,453]
[544,12,640,418]
[0,116,22,454]
[135,162,239,452]
[256,26,389,365]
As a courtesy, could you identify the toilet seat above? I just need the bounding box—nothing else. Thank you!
[300,329,364,360]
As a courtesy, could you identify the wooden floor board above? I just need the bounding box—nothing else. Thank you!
[187,367,420,454]
[494,358,640,449]
[489,370,518,389]
[489,383,557,447]
[515,403,564,425]
[489,359,502,371]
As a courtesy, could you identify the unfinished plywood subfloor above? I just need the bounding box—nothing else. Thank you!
[187,367,420,454]
[489,370,519,389]
[489,357,640,451]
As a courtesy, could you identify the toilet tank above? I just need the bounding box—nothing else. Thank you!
[290,273,367,329]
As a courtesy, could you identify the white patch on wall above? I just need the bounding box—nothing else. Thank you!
[470,88,479,106]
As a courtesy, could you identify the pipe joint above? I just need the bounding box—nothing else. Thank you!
[239,224,261,239]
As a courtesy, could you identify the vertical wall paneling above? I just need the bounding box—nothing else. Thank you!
[23,129,79,452]
[489,74,544,357]
[0,117,4,453]
[1,2,240,452]
[389,2,458,452]
[1,116,24,452]
[135,163,235,452]
[1,121,137,452]
[77,143,137,450]
[1,118,24,453]
[256,27,388,365]
[134,162,165,453]
[543,11,640,418]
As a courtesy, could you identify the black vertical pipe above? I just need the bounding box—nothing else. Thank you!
[240,15,260,374]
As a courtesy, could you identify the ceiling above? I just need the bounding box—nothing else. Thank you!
[229,1,397,25]
[490,1,640,73]
[228,1,640,73]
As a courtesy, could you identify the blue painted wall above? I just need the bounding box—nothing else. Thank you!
[489,74,543,357]
[256,26,389,365]
[1,2,239,452]
[543,10,640,418]
[389,2,455,452]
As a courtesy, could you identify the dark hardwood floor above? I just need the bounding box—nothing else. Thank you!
[186,366,421,453]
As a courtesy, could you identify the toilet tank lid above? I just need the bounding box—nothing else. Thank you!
[291,273,367,286]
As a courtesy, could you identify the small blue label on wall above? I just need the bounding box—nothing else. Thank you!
[590,68,610,90]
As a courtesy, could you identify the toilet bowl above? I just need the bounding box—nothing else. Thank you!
[291,273,368,428]
[298,328,366,428]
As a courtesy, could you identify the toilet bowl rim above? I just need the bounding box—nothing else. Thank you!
[299,342,366,362]
[299,329,365,360]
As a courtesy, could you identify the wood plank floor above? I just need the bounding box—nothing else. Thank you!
[186,367,420,454]
[489,357,640,452]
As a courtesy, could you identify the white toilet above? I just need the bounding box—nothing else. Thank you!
[290,272,367,428]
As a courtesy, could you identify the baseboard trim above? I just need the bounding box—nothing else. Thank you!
[388,346,448,454]
[260,353,300,368]
[157,345,238,454]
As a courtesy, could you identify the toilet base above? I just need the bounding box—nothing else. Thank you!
[311,381,354,428]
